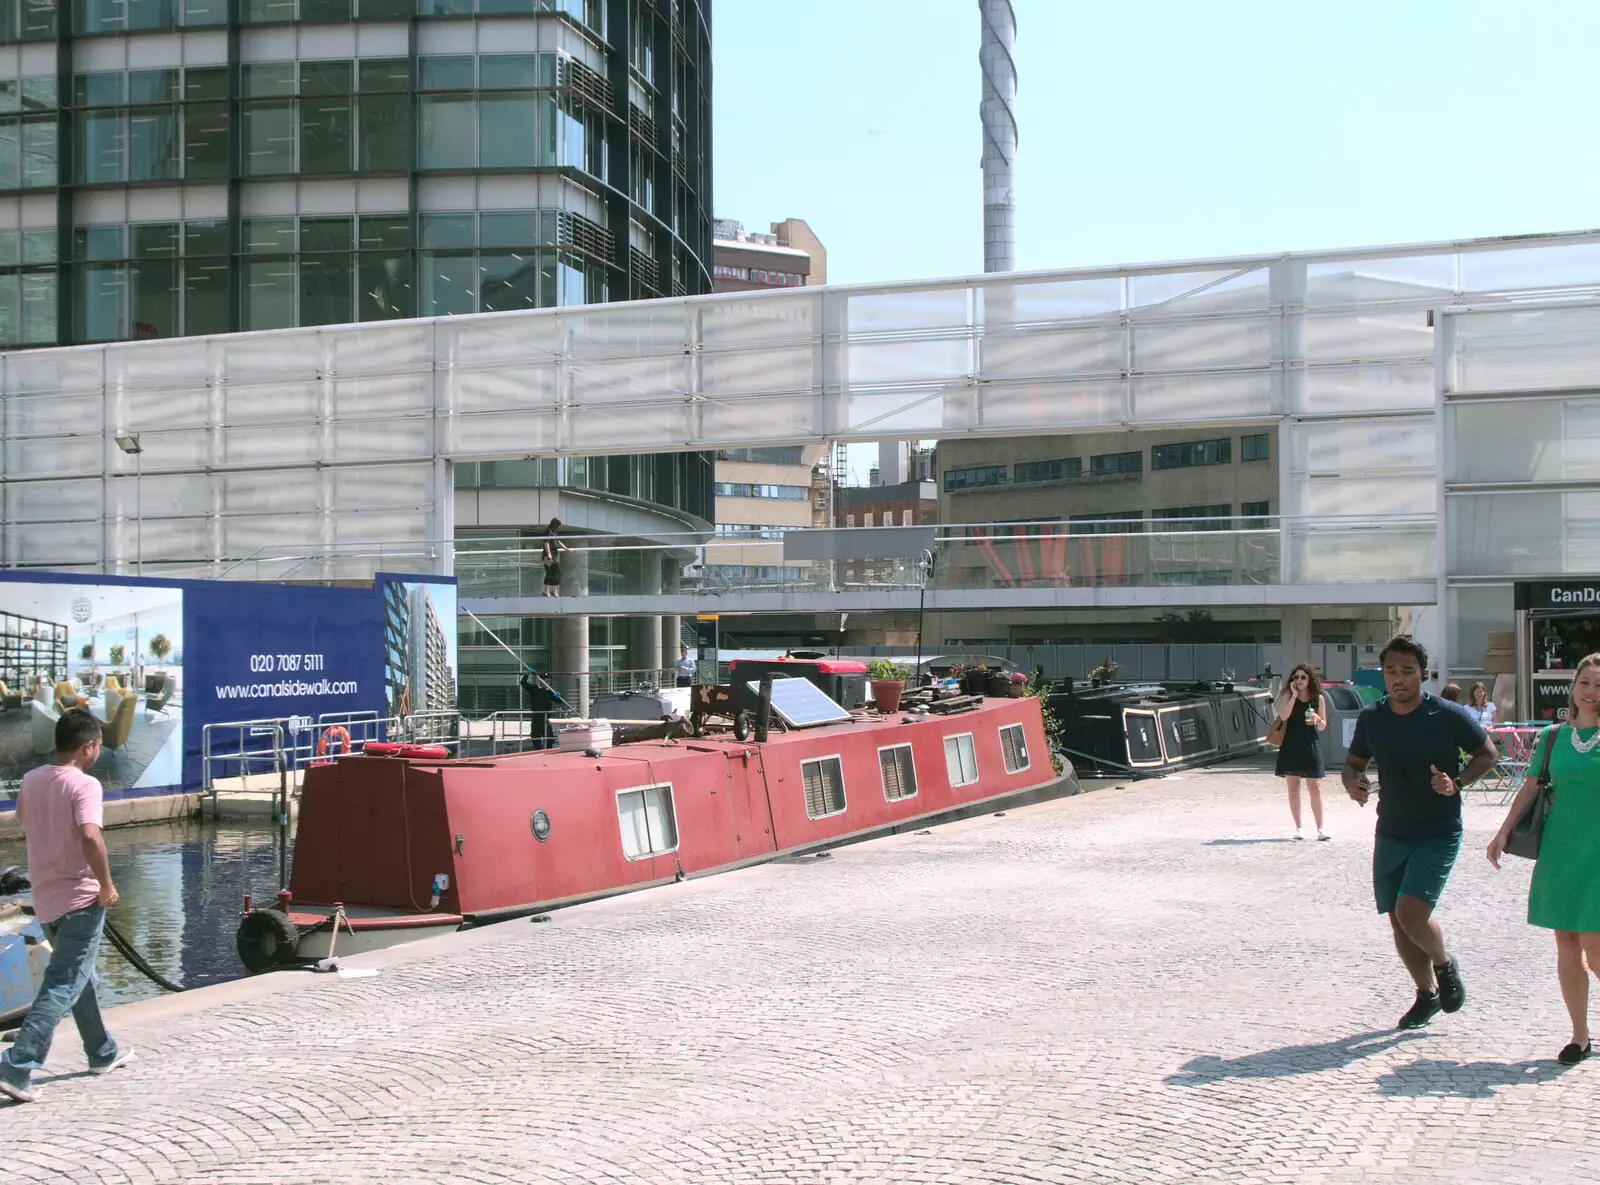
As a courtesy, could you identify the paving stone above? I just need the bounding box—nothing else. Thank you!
[1,761,1598,1182]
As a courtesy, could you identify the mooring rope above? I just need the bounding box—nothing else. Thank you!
[103,917,186,993]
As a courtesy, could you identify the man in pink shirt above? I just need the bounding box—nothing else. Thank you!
[0,709,134,1103]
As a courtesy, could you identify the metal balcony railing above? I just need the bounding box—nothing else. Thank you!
[170,513,1437,594]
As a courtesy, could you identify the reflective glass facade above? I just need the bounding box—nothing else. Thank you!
[0,0,712,346]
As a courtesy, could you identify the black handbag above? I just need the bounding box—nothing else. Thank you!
[1504,724,1561,861]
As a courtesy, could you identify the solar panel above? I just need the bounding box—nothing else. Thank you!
[744,677,852,728]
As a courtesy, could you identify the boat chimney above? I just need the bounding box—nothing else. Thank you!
[754,675,774,743]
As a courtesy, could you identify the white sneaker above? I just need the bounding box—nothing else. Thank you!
[1294,828,1307,841]
[90,1048,134,1076]
[1317,829,1331,842]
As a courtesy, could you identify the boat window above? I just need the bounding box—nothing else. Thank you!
[944,732,978,787]
[800,755,847,818]
[878,744,917,801]
[999,724,1029,774]
[616,783,678,859]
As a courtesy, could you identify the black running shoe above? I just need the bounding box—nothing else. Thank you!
[1435,956,1466,1014]
[1398,991,1442,1030]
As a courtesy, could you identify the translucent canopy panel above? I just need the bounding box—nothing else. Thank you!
[9,229,1600,579]
[1448,396,1600,485]
[1448,583,1516,676]
[1447,490,1600,577]
[1449,304,1600,395]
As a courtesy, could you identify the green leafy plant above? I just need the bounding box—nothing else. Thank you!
[1089,656,1120,683]
[1024,679,1066,774]
[148,634,172,663]
[109,643,126,666]
[866,658,910,682]
[80,642,95,662]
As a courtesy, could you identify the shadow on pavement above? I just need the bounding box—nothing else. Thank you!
[1375,1057,1569,1098]
[1203,838,1295,846]
[1167,1030,1424,1084]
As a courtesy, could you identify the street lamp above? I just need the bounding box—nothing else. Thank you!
[115,434,143,577]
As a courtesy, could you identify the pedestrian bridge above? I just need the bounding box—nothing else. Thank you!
[10,228,1600,587]
[212,513,1439,615]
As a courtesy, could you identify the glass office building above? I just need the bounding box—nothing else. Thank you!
[0,0,711,347]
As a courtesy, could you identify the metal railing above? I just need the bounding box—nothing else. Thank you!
[174,513,1437,594]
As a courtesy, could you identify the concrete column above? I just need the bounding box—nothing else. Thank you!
[1280,606,1314,680]
[554,614,589,717]
[555,544,589,715]
[658,553,683,671]
[628,548,664,678]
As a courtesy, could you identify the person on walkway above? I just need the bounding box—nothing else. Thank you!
[675,646,695,688]
[1341,635,1498,1030]
[0,709,132,1103]
[541,518,571,598]
[1275,663,1329,840]
[1441,683,1463,704]
[1487,652,1600,1065]
[1466,681,1498,728]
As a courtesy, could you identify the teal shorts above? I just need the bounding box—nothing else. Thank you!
[1373,832,1462,915]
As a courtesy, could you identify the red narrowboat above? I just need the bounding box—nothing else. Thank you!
[235,694,1074,971]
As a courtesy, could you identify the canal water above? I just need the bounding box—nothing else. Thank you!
[0,819,294,1008]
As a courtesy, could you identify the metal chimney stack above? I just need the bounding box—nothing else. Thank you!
[979,0,1017,273]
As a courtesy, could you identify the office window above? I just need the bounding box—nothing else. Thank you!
[845,513,854,527]
[944,733,978,787]
[901,508,913,526]
[713,482,806,500]
[944,465,1007,492]
[1242,433,1270,462]
[800,756,846,818]
[999,724,1029,774]
[1090,451,1142,476]
[723,446,804,464]
[1069,511,1142,535]
[879,744,917,802]
[863,511,874,527]
[1241,500,1271,523]
[1153,504,1232,530]
[616,783,677,859]
[1013,457,1082,484]
[1151,438,1232,470]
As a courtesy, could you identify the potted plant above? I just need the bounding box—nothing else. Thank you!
[1089,658,1120,687]
[1005,670,1029,698]
[962,664,989,697]
[985,668,1014,697]
[866,659,910,713]
[109,643,126,668]
[148,633,173,671]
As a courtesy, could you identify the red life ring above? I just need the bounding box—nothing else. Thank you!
[313,725,353,765]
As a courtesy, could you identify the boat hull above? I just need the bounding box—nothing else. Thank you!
[245,696,1074,970]
[1,898,46,1028]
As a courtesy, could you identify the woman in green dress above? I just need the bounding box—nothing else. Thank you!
[1488,652,1600,1065]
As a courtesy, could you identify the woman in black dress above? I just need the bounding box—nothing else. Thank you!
[541,518,571,597]
[1275,663,1329,840]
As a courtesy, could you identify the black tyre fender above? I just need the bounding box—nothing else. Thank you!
[236,909,301,974]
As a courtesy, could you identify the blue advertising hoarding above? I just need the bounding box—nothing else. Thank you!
[0,570,457,806]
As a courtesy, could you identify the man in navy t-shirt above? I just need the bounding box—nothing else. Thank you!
[1342,636,1498,1031]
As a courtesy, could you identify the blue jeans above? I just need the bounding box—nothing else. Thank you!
[0,905,118,1089]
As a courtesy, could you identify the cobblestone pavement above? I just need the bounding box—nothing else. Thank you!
[5,759,1600,1184]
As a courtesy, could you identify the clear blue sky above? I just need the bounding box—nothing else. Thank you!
[713,0,1600,287]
